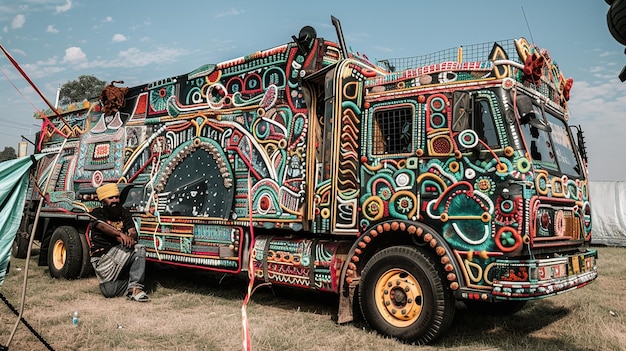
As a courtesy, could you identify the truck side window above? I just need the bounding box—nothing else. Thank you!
[475,99,499,148]
[372,107,413,154]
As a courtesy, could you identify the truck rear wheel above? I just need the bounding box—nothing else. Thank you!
[358,246,455,344]
[48,226,83,279]
[78,229,94,278]
[11,232,30,259]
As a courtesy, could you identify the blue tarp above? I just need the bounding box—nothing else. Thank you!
[0,155,43,286]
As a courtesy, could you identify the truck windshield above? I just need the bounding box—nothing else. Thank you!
[520,107,582,178]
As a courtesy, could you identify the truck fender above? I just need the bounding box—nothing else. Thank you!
[336,220,461,324]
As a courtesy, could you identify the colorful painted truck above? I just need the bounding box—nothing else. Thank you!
[14,17,597,344]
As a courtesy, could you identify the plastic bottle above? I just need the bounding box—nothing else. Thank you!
[72,311,79,327]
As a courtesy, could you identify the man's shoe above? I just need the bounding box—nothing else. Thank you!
[127,289,150,302]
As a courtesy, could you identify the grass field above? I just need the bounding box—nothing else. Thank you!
[1,245,624,351]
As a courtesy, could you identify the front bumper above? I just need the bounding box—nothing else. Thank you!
[491,249,597,299]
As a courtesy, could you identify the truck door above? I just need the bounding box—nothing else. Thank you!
[307,66,361,235]
[360,100,420,229]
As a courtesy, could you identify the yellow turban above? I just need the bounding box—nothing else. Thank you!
[96,183,120,201]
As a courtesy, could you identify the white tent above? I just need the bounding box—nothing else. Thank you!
[590,181,626,247]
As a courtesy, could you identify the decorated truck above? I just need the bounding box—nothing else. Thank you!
[13,17,596,344]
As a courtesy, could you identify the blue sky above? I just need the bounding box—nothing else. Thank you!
[0,0,623,181]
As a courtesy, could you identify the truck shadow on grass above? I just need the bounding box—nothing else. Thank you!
[145,262,589,350]
[437,301,594,351]
[145,261,339,313]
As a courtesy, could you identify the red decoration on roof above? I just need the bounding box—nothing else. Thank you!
[564,77,574,101]
[523,53,545,83]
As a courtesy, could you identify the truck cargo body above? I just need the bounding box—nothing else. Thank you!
[16,24,596,344]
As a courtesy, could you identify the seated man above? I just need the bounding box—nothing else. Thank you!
[90,183,150,302]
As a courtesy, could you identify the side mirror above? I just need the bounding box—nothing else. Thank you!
[571,125,589,163]
[516,95,552,132]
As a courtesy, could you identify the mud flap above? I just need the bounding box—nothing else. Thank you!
[337,278,358,324]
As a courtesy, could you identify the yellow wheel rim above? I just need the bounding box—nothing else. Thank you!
[52,239,66,270]
[374,268,423,327]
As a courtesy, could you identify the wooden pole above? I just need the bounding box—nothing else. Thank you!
[5,138,67,349]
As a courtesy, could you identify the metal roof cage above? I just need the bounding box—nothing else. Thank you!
[377,39,521,73]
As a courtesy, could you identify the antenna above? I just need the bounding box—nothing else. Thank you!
[521,6,535,43]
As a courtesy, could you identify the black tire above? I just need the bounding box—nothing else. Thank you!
[607,0,626,45]
[47,226,83,279]
[11,232,30,259]
[358,246,455,344]
[78,229,94,278]
[463,299,527,315]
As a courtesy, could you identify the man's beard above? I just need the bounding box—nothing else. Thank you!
[103,202,123,220]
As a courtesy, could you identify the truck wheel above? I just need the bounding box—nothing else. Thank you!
[11,232,30,259]
[47,226,83,279]
[359,246,455,344]
[78,230,94,278]
[463,299,527,315]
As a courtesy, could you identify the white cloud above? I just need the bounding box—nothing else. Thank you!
[112,34,127,43]
[374,45,394,53]
[62,47,87,63]
[21,57,65,79]
[11,48,26,56]
[3,26,7,33]
[567,78,626,181]
[588,66,605,74]
[55,0,72,14]
[46,25,59,34]
[570,79,624,109]
[103,16,113,22]
[214,8,243,18]
[70,46,190,70]
[33,46,191,72]
[112,46,187,67]
[2,45,189,94]
[12,14,25,29]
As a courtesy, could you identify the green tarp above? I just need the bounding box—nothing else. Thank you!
[0,155,43,286]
